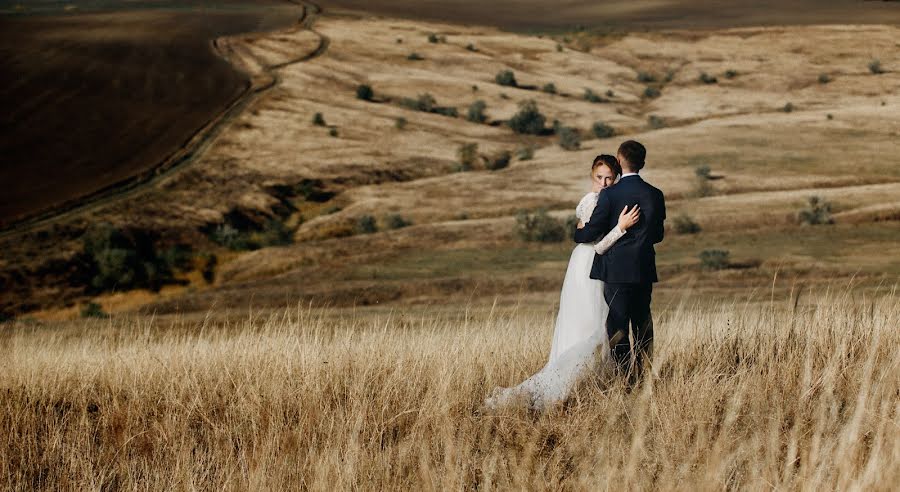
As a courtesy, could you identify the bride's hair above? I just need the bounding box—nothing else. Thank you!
[592,154,622,177]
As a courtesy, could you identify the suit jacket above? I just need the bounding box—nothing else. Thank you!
[573,175,666,284]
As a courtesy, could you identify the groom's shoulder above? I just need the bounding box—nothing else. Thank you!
[640,178,664,197]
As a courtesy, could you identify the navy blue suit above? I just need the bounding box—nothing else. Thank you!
[573,174,665,375]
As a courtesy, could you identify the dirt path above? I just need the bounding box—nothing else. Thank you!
[0,1,329,239]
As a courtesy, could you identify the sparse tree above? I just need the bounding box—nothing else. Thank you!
[312,112,326,126]
[557,126,581,150]
[457,142,478,171]
[495,69,518,87]
[798,196,834,225]
[467,100,488,123]
[356,215,378,234]
[699,249,730,270]
[507,100,546,135]
[355,84,374,101]
[591,121,615,139]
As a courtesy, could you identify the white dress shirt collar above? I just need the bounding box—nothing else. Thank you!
[620,172,639,179]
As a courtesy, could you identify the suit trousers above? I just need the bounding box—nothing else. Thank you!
[604,282,654,376]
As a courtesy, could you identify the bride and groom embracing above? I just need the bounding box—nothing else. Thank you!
[486,140,666,411]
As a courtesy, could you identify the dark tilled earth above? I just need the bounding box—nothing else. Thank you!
[0,2,300,226]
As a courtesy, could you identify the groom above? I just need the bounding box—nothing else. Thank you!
[574,140,666,378]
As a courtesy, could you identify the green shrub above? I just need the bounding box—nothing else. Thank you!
[699,250,730,270]
[457,143,478,171]
[80,302,108,319]
[395,117,407,130]
[199,253,217,284]
[384,214,412,229]
[467,100,488,123]
[82,223,174,292]
[644,87,661,99]
[542,83,557,94]
[699,72,718,84]
[515,209,566,242]
[312,112,326,126]
[591,121,615,139]
[584,88,606,103]
[356,215,378,234]
[495,70,518,87]
[724,69,738,79]
[356,84,374,101]
[695,165,712,179]
[427,33,440,43]
[606,89,615,98]
[329,127,339,137]
[798,196,834,225]
[508,100,546,135]
[818,73,832,84]
[516,145,534,161]
[868,59,883,75]
[694,178,715,198]
[485,150,512,171]
[465,43,477,51]
[648,115,667,129]
[432,106,458,117]
[637,72,656,83]
[557,126,581,150]
[673,214,701,234]
[783,102,794,113]
[407,52,425,61]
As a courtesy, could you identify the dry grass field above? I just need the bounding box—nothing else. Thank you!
[2,289,897,489]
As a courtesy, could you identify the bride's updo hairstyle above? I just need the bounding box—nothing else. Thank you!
[592,154,622,177]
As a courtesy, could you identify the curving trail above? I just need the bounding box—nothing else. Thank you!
[0,1,330,238]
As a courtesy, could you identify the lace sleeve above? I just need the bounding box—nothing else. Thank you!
[593,226,625,255]
[575,192,598,223]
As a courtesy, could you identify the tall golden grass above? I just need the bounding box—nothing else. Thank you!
[2,290,898,490]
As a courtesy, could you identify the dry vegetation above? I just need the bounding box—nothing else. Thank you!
[2,289,898,489]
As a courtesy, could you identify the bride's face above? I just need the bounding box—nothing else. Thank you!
[591,164,617,192]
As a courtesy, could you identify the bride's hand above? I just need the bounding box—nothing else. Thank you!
[617,205,641,230]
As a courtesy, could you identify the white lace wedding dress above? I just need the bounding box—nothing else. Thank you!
[485,192,624,411]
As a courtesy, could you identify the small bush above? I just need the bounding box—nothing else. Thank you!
[542,83,557,94]
[467,100,488,123]
[699,72,718,84]
[485,150,512,171]
[648,115,667,129]
[694,178,714,198]
[432,106,458,117]
[312,112,326,126]
[465,43,477,52]
[556,43,563,52]
[384,214,412,229]
[818,73,832,84]
[673,214,701,234]
[356,84,374,101]
[783,102,794,113]
[80,302,108,319]
[826,113,834,120]
[329,127,339,137]
[427,33,440,43]
[516,145,534,161]
[724,69,738,79]
[198,253,217,284]
[637,72,656,83]
[591,121,615,139]
[457,143,478,171]
[695,165,712,179]
[699,250,730,270]
[557,126,581,150]
[644,87,661,99]
[407,52,425,61]
[798,196,834,225]
[515,209,566,242]
[495,70,518,87]
[401,93,436,112]
[395,117,407,130]
[584,88,606,103]
[508,100,546,135]
[606,89,615,98]
[356,215,378,234]
[868,59,883,75]
[664,70,676,83]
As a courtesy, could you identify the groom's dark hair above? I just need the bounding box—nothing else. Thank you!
[618,140,646,171]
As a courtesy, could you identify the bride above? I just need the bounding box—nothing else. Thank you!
[485,154,640,410]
